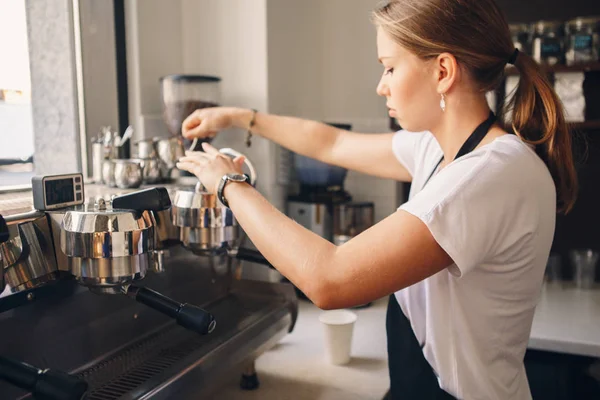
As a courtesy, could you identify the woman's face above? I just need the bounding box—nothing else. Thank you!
[376,27,440,132]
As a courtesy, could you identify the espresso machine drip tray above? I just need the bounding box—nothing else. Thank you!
[79,290,292,400]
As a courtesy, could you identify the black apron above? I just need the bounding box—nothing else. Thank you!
[386,112,497,400]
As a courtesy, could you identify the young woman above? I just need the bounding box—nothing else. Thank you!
[176,0,577,398]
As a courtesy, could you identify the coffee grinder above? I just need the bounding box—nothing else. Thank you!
[160,75,221,151]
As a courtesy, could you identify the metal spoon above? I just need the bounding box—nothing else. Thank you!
[117,126,134,147]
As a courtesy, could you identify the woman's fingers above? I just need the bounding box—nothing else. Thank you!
[186,119,211,139]
[233,156,246,171]
[181,111,202,137]
[183,150,211,158]
[178,155,209,164]
[201,142,220,156]
[175,161,199,174]
[184,150,203,157]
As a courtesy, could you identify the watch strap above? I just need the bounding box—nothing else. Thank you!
[217,174,249,208]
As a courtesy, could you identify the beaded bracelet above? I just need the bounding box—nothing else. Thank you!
[245,109,258,147]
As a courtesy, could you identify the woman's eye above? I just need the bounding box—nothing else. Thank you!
[384,68,394,76]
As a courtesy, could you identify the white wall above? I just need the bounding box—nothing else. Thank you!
[266,0,398,222]
[317,0,398,222]
[266,0,324,119]
[126,0,400,219]
[125,0,184,142]
[319,0,388,122]
[266,0,388,123]
[179,0,285,209]
[78,0,120,176]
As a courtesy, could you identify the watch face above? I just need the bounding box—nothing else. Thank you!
[227,173,247,182]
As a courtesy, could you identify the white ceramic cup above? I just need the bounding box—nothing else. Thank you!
[319,310,358,365]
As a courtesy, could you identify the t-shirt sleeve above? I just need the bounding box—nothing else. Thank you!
[391,130,430,178]
[399,152,520,277]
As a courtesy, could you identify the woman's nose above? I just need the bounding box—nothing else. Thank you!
[376,77,389,97]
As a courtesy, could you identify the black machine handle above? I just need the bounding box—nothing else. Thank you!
[232,247,274,269]
[111,187,172,212]
[0,356,88,400]
[127,286,216,335]
[0,214,9,244]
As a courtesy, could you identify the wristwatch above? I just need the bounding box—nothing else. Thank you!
[217,173,249,208]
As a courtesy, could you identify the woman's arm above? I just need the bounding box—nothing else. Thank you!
[223,181,452,309]
[177,143,444,309]
[183,108,412,182]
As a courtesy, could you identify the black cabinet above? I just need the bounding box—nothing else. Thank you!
[495,0,600,24]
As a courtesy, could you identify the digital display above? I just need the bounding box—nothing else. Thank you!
[45,178,75,206]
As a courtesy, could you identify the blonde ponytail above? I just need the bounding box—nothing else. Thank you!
[507,52,578,213]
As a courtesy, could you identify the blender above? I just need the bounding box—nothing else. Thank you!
[160,75,221,151]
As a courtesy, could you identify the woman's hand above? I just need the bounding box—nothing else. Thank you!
[176,142,246,194]
[181,107,250,140]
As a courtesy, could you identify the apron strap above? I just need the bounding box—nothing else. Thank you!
[423,111,497,188]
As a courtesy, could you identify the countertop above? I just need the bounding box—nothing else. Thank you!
[209,298,390,400]
[208,284,600,400]
[0,179,198,216]
[529,283,600,358]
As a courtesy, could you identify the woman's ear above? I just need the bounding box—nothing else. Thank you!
[433,52,459,95]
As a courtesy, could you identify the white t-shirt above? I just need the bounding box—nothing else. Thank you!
[392,130,556,400]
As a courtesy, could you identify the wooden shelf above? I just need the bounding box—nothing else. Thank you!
[506,62,600,76]
[570,120,600,131]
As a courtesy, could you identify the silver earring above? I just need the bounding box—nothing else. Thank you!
[440,93,446,112]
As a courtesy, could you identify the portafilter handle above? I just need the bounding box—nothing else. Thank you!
[228,247,274,269]
[111,187,172,211]
[1,214,9,289]
[0,214,9,244]
[126,285,216,335]
[0,356,88,400]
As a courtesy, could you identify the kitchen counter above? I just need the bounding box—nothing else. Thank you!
[208,284,600,399]
[208,297,390,400]
[0,179,198,216]
[529,283,600,358]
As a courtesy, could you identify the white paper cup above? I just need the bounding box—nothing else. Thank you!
[319,310,357,365]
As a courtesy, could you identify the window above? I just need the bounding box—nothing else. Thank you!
[0,0,34,187]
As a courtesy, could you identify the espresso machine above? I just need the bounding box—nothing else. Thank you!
[0,167,297,399]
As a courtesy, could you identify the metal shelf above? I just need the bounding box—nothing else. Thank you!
[506,62,600,76]
[571,120,600,131]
